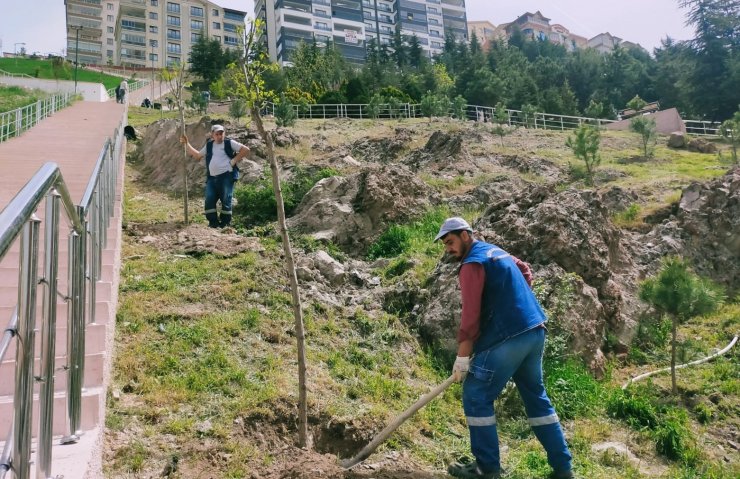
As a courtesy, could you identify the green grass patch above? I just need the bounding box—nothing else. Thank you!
[0,85,45,113]
[0,57,125,90]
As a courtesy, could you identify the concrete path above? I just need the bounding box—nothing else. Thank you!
[0,98,127,478]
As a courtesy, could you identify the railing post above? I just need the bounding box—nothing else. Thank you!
[15,109,22,138]
[89,192,99,324]
[13,214,41,479]
[38,191,61,479]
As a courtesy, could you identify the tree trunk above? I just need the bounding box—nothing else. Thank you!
[671,315,677,395]
[179,108,190,224]
[250,106,309,447]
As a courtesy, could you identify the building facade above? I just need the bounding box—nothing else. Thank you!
[65,0,246,69]
[255,0,468,66]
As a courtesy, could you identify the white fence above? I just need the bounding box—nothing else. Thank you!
[265,102,721,136]
[0,92,75,143]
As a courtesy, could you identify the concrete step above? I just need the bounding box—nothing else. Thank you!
[0,352,105,396]
[0,387,102,437]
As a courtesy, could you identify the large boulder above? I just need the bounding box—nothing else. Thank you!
[287,165,438,255]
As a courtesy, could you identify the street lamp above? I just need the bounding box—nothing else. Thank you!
[71,26,83,94]
[14,42,25,67]
[150,40,155,101]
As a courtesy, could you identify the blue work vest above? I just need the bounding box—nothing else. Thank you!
[461,241,546,354]
[205,138,239,180]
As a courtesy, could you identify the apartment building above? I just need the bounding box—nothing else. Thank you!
[255,0,468,66]
[65,0,246,69]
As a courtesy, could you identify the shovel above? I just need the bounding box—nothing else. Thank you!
[339,375,456,469]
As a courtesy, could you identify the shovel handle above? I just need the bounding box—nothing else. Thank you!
[340,375,456,469]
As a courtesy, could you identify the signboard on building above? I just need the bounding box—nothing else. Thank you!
[344,29,358,44]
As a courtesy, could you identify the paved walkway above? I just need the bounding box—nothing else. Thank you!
[0,94,132,477]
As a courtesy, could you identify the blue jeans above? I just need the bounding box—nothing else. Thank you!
[463,326,572,474]
[204,172,234,227]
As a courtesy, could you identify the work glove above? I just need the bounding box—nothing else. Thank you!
[452,356,470,382]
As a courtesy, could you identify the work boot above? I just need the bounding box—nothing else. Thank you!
[447,458,502,479]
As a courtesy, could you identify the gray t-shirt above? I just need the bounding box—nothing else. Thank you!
[199,139,245,176]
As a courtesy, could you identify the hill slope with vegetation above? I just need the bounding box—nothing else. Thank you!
[103,106,738,479]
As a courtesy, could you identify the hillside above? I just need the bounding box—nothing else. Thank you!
[104,110,739,479]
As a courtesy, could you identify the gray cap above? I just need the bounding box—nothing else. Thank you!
[211,124,225,132]
[434,217,472,241]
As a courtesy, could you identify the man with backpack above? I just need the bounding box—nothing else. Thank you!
[180,124,250,228]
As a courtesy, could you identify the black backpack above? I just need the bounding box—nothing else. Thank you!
[205,137,240,180]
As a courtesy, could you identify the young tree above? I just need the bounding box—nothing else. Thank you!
[630,115,657,158]
[626,94,648,112]
[565,124,601,186]
[490,101,512,146]
[161,62,192,223]
[229,98,247,125]
[275,93,297,127]
[719,107,740,163]
[639,257,725,394]
[521,103,538,129]
[420,91,446,123]
[236,20,310,447]
[366,93,385,120]
[451,95,468,121]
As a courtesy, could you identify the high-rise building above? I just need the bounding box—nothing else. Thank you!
[65,0,246,69]
[255,0,468,66]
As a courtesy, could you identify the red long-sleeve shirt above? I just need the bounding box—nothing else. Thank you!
[457,256,533,343]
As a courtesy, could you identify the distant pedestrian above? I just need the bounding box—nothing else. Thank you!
[114,85,121,103]
[119,79,129,104]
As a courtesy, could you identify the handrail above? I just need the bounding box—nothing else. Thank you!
[0,92,75,143]
[0,70,33,79]
[0,113,123,478]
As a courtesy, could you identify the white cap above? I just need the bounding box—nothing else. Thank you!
[434,217,472,241]
[211,124,225,133]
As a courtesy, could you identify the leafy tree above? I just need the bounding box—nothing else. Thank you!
[234,19,309,447]
[408,34,424,69]
[420,91,448,123]
[451,95,468,121]
[521,103,538,128]
[626,94,648,112]
[490,102,512,146]
[566,124,601,186]
[275,93,297,127]
[630,115,657,158]
[639,257,725,394]
[719,106,740,163]
[189,36,237,88]
[366,93,385,119]
[343,77,369,103]
[584,99,606,121]
[391,27,408,68]
[229,98,247,125]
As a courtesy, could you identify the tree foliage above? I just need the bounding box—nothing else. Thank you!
[639,257,725,394]
[719,106,740,162]
[630,115,657,158]
[566,124,601,185]
[189,36,238,88]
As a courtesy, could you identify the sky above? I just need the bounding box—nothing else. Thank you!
[0,0,694,57]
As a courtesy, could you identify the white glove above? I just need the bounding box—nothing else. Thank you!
[452,356,470,382]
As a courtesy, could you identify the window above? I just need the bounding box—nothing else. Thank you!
[224,35,238,45]
[166,2,180,14]
[151,0,158,6]
[191,32,202,42]
[167,42,181,53]
[167,29,181,39]
[107,38,114,45]
[107,3,113,10]
[212,22,221,29]
[407,13,413,20]
[149,53,158,61]
[212,35,221,41]
[107,26,114,33]
[431,41,442,48]
[107,15,113,22]
[150,39,158,47]
[212,9,219,16]
[150,25,158,33]
[167,15,181,26]
[166,55,180,66]
[107,49,113,57]
[149,12,158,19]
[191,20,203,30]
[224,23,237,32]
[190,6,203,17]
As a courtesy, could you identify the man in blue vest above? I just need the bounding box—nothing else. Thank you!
[181,124,250,228]
[436,217,574,479]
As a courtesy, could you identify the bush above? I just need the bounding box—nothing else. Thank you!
[654,409,691,461]
[606,387,660,430]
[274,93,296,127]
[233,167,338,226]
[367,225,411,259]
[544,359,604,420]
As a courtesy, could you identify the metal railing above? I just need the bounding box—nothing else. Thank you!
[0,71,33,79]
[105,79,149,102]
[0,118,123,478]
[264,101,724,136]
[0,93,75,143]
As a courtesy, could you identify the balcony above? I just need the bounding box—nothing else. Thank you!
[314,24,332,31]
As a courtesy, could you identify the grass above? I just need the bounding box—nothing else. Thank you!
[0,85,46,113]
[0,57,126,90]
[106,114,739,478]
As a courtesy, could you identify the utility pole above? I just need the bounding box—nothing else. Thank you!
[71,26,83,94]
[150,40,155,101]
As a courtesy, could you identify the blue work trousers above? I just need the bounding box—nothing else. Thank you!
[463,326,572,475]
[204,172,234,228]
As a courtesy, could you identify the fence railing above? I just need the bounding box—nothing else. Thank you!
[0,119,123,478]
[264,101,722,136]
[0,93,75,143]
[0,70,33,79]
[105,79,149,102]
